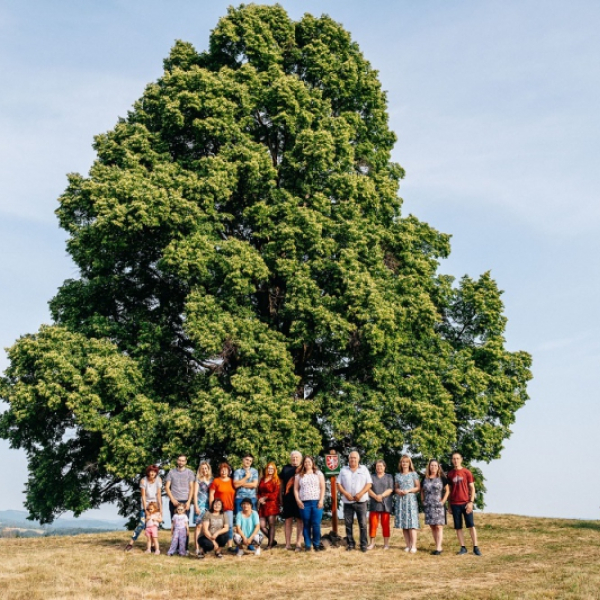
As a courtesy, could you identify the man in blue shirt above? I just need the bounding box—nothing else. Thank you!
[233,453,259,514]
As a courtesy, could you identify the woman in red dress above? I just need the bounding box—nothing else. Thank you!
[257,462,281,549]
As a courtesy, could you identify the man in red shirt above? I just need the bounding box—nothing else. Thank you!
[447,451,482,556]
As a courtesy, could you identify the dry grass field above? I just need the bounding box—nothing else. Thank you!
[1,513,599,600]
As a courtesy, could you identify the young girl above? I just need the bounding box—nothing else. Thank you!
[168,504,190,556]
[144,501,162,554]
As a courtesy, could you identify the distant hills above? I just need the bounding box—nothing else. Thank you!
[0,509,127,537]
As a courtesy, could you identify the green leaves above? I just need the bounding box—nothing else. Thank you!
[0,4,531,521]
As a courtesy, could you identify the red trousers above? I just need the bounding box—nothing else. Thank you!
[369,511,391,538]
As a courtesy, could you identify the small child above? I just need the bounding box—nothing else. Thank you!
[144,502,162,554]
[168,504,190,556]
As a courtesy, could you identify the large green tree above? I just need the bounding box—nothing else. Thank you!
[0,4,531,522]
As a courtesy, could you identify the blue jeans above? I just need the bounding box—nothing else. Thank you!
[299,500,323,548]
[234,496,257,515]
[130,509,146,541]
[225,510,234,540]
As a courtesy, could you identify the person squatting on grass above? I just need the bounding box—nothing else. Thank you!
[448,451,482,556]
[168,504,190,556]
[421,459,450,555]
[197,499,229,559]
[144,501,162,554]
[367,459,394,550]
[233,498,263,556]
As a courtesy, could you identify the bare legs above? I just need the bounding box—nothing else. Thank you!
[402,528,418,551]
[284,517,303,549]
[195,525,202,553]
[430,525,444,551]
[456,526,478,547]
[145,535,159,554]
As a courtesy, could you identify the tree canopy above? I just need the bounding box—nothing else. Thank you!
[0,4,532,522]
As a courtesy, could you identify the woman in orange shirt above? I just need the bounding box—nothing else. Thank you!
[209,462,235,544]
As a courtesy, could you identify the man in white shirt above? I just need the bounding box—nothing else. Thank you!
[337,451,372,552]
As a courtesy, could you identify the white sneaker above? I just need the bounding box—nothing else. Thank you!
[255,546,261,556]
[236,548,244,557]
[367,543,375,550]
[383,545,390,550]
[404,547,410,552]
[410,547,417,554]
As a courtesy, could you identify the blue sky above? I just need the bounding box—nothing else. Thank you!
[1,0,599,520]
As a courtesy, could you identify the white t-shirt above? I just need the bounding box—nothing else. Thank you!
[140,476,162,507]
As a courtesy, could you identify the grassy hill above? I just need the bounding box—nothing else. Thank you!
[1,513,598,599]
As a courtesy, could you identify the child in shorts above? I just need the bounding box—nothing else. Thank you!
[144,502,162,554]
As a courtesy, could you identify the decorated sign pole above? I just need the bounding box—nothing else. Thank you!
[324,449,341,535]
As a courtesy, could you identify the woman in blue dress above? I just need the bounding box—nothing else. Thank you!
[394,455,420,553]
[194,461,213,555]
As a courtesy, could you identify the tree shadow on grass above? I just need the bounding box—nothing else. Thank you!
[563,520,600,531]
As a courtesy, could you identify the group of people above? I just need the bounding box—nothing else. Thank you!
[125,449,482,558]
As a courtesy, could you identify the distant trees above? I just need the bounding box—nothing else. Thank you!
[0,4,531,522]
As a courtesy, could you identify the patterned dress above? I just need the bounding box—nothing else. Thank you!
[394,472,420,529]
[421,477,447,526]
[195,478,212,524]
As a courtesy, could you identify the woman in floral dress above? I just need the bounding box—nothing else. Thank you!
[193,461,213,555]
[420,458,449,555]
[394,455,420,553]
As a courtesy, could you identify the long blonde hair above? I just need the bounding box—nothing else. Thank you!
[196,460,213,480]
[398,455,415,473]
